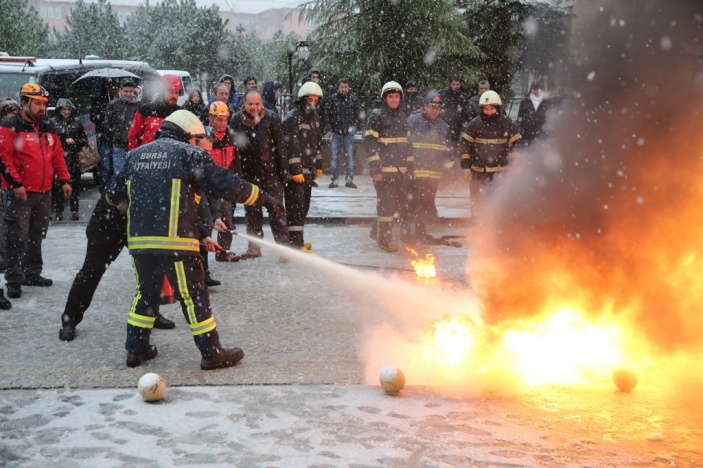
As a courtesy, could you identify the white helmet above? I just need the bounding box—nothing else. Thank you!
[381,81,403,98]
[163,110,206,137]
[298,81,323,98]
[479,90,502,107]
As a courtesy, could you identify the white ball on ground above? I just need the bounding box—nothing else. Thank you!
[138,373,166,402]
[612,366,638,393]
[379,366,406,395]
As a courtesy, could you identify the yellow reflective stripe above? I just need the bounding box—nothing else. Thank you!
[128,236,199,251]
[128,257,142,323]
[509,133,522,144]
[174,261,197,325]
[475,138,509,144]
[127,311,156,329]
[460,153,471,160]
[168,179,181,238]
[378,137,407,144]
[190,317,217,336]
[462,133,475,143]
[412,143,446,151]
[415,170,442,179]
[380,166,407,173]
[470,165,508,173]
[364,129,379,138]
[378,216,394,222]
[126,180,132,240]
[367,155,380,162]
[443,160,455,169]
[406,156,415,162]
[194,193,201,204]
[243,184,260,206]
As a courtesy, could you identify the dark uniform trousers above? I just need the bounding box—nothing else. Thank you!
[411,177,440,236]
[284,180,312,248]
[244,175,289,247]
[371,173,409,246]
[126,254,220,355]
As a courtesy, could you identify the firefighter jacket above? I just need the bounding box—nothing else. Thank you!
[282,104,322,184]
[105,96,139,149]
[323,92,361,135]
[460,114,521,172]
[407,112,454,180]
[127,101,180,150]
[364,104,411,177]
[106,128,268,256]
[50,99,88,171]
[230,109,288,184]
[0,113,71,192]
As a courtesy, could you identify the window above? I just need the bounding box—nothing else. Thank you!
[40,7,47,17]
[55,7,61,19]
[47,7,54,18]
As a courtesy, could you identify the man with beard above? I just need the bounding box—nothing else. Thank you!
[323,79,361,188]
[230,89,289,259]
[128,74,182,150]
[460,90,521,206]
[0,83,71,301]
[282,82,323,252]
[439,75,470,144]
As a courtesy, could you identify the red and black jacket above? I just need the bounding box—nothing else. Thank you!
[127,101,180,150]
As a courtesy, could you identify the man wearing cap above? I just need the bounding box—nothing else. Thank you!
[127,74,182,150]
[0,83,72,301]
[107,110,284,369]
[406,91,454,242]
[105,78,139,179]
[401,81,423,116]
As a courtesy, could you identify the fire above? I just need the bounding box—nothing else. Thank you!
[406,247,436,278]
[424,316,475,368]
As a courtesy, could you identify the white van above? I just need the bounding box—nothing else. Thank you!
[157,70,193,106]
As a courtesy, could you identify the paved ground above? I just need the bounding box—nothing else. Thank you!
[1,175,701,466]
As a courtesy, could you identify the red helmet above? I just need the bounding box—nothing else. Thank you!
[160,74,182,91]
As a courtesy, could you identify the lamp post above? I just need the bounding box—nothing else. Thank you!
[287,41,311,94]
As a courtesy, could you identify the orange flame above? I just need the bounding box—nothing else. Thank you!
[406,247,436,278]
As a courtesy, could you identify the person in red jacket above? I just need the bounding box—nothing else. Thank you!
[0,83,72,299]
[127,74,182,150]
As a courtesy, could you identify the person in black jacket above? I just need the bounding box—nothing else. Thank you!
[282,82,323,251]
[50,98,87,221]
[516,81,548,147]
[401,81,423,116]
[230,89,289,259]
[106,110,284,369]
[438,75,470,144]
[105,78,139,181]
[91,82,119,189]
[261,80,283,115]
[323,79,361,188]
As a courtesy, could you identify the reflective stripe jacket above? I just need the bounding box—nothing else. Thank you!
[460,114,521,171]
[0,113,70,191]
[127,101,180,150]
[282,106,322,184]
[364,104,411,177]
[406,112,454,179]
[106,129,266,256]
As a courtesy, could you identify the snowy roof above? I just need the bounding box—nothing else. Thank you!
[38,0,305,15]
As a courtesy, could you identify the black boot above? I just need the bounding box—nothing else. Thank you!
[153,314,176,330]
[201,347,244,370]
[0,289,11,310]
[126,345,158,368]
[205,274,221,287]
[59,317,76,341]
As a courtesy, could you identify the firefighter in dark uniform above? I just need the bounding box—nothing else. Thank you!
[406,90,455,241]
[460,90,521,206]
[282,82,324,251]
[106,110,284,370]
[365,81,412,252]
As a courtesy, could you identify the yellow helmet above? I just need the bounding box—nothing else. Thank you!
[479,90,502,107]
[381,81,403,99]
[19,83,49,102]
[298,81,323,98]
[209,101,230,116]
[163,110,206,137]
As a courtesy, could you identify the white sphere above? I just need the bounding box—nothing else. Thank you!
[379,366,406,395]
[612,366,638,393]
[138,373,167,401]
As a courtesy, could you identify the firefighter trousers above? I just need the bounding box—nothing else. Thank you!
[410,178,439,236]
[284,180,312,248]
[244,176,289,248]
[371,174,409,246]
[125,254,221,355]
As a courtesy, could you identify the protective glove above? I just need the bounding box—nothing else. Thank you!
[291,174,305,183]
[316,169,323,179]
[262,193,285,216]
[372,173,383,182]
[463,169,472,181]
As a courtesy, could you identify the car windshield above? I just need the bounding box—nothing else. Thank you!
[0,72,34,100]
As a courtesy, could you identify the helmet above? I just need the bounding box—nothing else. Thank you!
[160,74,183,91]
[19,83,49,102]
[297,81,323,99]
[424,90,442,106]
[479,90,502,107]
[163,110,205,137]
[381,81,403,98]
[209,101,230,116]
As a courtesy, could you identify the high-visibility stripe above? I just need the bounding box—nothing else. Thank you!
[443,160,455,169]
[128,236,199,251]
[462,134,475,143]
[461,153,471,160]
[378,216,394,222]
[190,317,217,336]
[367,155,380,162]
[194,193,201,204]
[126,180,132,239]
[168,179,181,238]
[378,137,407,144]
[288,226,304,232]
[365,129,379,138]
[412,143,446,151]
[471,165,508,173]
[288,157,301,164]
[128,256,142,324]
[406,156,415,162]
[509,133,522,144]
[380,166,407,173]
[414,170,442,179]
[127,311,156,329]
[174,260,198,325]
[475,138,508,144]
[243,185,260,206]
[302,168,312,174]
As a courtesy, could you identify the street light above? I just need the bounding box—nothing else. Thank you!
[288,41,311,94]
